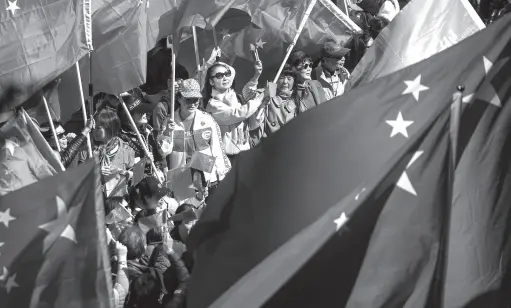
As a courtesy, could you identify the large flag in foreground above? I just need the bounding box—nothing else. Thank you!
[0,0,87,105]
[186,15,511,308]
[0,160,113,307]
[347,0,485,89]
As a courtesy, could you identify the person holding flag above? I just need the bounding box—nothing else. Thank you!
[165,79,231,199]
[312,40,351,100]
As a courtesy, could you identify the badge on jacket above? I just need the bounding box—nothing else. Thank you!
[202,130,212,140]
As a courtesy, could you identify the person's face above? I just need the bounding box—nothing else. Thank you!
[277,74,295,92]
[132,111,148,125]
[178,218,197,239]
[323,57,345,73]
[209,66,233,91]
[178,96,200,114]
[58,134,68,150]
[296,60,312,80]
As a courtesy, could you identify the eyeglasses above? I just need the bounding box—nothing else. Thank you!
[298,63,312,69]
[211,70,232,79]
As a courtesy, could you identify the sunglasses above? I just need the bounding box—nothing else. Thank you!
[298,63,312,69]
[211,70,232,79]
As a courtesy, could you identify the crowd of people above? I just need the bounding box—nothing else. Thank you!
[5,0,508,306]
[13,4,396,307]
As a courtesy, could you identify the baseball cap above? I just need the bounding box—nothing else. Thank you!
[178,79,202,99]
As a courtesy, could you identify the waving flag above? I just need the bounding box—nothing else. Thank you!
[186,15,511,308]
[79,0,149,95]
[0,160,112,307]
[0,0,87,106]
[347,0,485,89]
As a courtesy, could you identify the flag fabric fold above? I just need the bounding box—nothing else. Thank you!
[0,0,88,105]
[80,0,149,95]
[0,160,113,307]
[347,0,485,89]
[186,14,511,308]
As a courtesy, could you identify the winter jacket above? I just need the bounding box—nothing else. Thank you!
[166,109,231,184]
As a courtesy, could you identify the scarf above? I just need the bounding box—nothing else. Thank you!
[98,137,120,167]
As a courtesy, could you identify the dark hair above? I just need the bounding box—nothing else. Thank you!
[146,227,163,245]
[134,208,157,223]
[94,109,121,142]
[173,204,194,228]
[203,63,236,108]
[126,273,161,308]
[287,50,313,68]
[118,226,146,260]
[105,196,125,216]
[367,15,389,39]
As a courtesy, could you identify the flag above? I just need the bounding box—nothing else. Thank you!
[189,152,216,173]
[0,159,113,307]
[167,166,196,202]
[347,0,485,89]
[146,0,182,49]
[105,203,132,225]
[441,45,511,307]
[220,0,353,90]
[185,15,511,308]
[79,0,149,95]
[131,158,146,186]
[0,110,63,196]
[25,78,62,124]
[0,0,88,105]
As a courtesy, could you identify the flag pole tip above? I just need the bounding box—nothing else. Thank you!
[457,85,465,92]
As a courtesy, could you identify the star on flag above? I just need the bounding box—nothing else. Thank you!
[5,0,20,15]
[402,75,429,101]
[386,112,414,138]
[473,56,510,108]
[0,267,19,294]
[220,28,230,37]
[0,208,15,228]
[39,196,77,253]
[334,212,349,231]
[396,151,424,196]
[255,39,266,49]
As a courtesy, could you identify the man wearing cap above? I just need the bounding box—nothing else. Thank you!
[312,40,351,101]
[131,176,171,211]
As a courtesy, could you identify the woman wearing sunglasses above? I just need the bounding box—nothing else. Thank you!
[203,62,265,163]
[287,50,326,113]
[39,119,95,168]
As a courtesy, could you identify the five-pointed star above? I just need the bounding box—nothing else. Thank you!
[4,139,18,156]
[396,150,423,196]
[334,213,348,231]
[39,196,77,253]
[386,112,414,138]
[0,208,15,228]
[475,56,510,108]
[4,273,19,294]
[255,39,266,49]
[5,0,20,14]
[402,75,429,102]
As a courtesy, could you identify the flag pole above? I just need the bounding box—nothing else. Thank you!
[42,96,61,152]
[450,85,464,167]
[273,0,318,83]
[170,49,176,121]
[119,101,161,183]
[318,0,362,34]
[192,26,201,75]
[75,62,93,158]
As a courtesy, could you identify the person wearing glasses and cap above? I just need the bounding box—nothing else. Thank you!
[312,40,351,101]
[165,79,231,198]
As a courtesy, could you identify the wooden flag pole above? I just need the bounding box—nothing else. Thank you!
[119,101,161,183]
[42,96,61,152]
[273,0,318,83]
[75,62,93,158]
[318,0,362,34]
